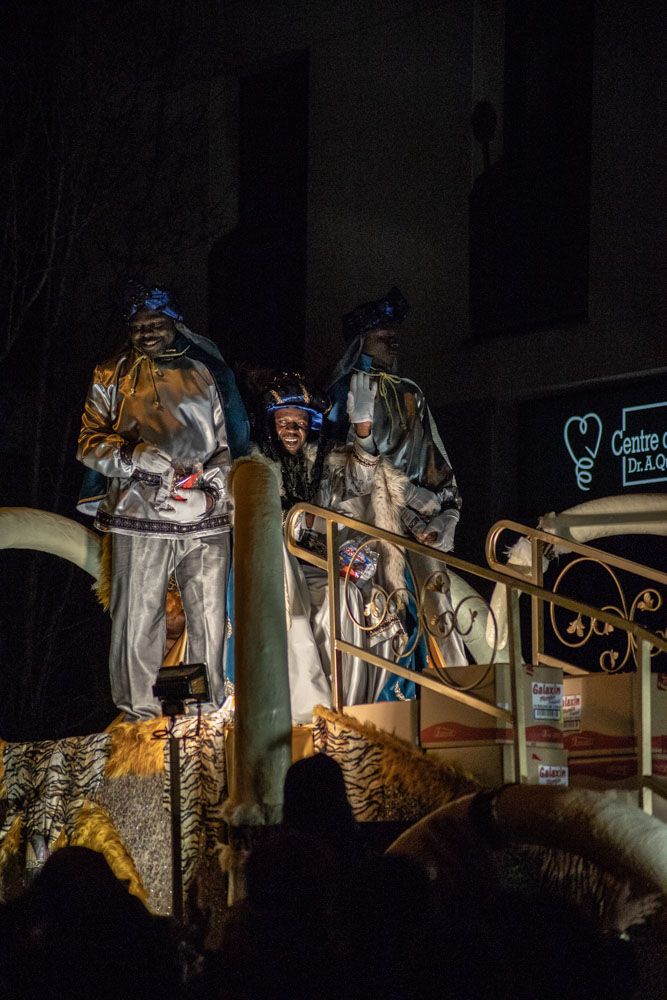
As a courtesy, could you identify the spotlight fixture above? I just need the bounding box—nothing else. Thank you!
[152,662,210,717]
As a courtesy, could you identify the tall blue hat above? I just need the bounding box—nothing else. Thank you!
[341,286,410,341]
[122,279,183,321]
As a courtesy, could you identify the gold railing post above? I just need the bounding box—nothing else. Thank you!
[638,638,653,815]
[326,518,344,712]
[530,535,545,666]
[506,583,528,783]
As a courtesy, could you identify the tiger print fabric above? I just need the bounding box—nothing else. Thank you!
[514,844,651,936]
[1,707,474,906]
[0,733,110,855]
[0,715,230,907]
[160,712,228,892]
[312,706,478,822]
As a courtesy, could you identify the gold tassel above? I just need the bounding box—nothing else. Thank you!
[376,372,407,432]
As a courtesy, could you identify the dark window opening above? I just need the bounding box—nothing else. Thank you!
[469,0,595,337]
[209,53,309,371]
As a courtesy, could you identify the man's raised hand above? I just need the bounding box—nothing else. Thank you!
[346,372,377,427]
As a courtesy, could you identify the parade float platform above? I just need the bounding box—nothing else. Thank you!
[0,704,479,923]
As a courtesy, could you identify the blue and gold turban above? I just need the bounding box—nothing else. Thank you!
[123,280,183,322]
[341,285,410,341]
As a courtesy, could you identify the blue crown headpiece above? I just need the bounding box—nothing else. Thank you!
[342,285,410,341]
[262,373,331,432]
[123,281,183,322]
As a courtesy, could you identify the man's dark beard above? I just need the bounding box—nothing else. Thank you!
[279,451,317,510]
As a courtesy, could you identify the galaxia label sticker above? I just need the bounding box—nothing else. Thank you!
[538,764,569,786]
[531,681,563,721]
[563,692,582,731]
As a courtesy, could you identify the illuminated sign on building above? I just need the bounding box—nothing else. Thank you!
[609,402,667,487]
[519,374,666,521]
[563,400,667,492]
[563,413,603,491]
[519,375,666,672]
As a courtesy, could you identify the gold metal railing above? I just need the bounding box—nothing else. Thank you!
[486,519,667,674]
[486,519,667,814]
[285,504,667,813]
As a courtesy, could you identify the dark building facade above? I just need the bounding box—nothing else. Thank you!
[211,0,666,563]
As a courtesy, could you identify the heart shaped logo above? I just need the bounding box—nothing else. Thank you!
[563,413,603,491]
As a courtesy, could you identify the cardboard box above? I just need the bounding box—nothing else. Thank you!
[527,746,569,786]
[427,744,568,787]
[497,663,564,746]
[633,671,667,755]
[426,745,511,787]
[420,666,502,747]
[343,699,418,745]
[420,664,563,748]
[563,673,635,755]
[652,674,667,754]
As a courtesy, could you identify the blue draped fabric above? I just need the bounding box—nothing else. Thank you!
[224,562,235,687]
[376,577,427,701]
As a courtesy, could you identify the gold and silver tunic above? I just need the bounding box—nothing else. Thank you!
[78,341,231,538]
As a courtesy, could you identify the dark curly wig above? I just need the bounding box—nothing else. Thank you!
[257,407,332,512]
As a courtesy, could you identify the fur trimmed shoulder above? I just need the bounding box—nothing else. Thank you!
[367,458,409,598]
[368,458,407,538]
[324,443,349,472]
[303,441,322,466]
[376,458,408,509]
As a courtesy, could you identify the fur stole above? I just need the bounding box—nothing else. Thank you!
[365,457,408,600]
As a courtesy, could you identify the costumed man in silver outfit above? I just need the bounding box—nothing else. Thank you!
[77,283,249,720]
[249,372,407,720]
[326,287,467,688]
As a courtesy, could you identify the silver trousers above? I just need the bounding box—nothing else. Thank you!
[109,532,230,719]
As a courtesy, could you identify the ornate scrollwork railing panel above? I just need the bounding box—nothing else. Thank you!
[549,556,665,673]
[486,518,667,676]
[285,504,667,803]
[336,530,500,694]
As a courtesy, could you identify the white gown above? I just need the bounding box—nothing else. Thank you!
[271,439,407,722]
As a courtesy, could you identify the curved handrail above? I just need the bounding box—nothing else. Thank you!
[486,518,667,588]
[285,503,667,653]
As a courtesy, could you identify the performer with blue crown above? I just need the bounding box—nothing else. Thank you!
[326,286,467,687]
[76,281,249,719]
